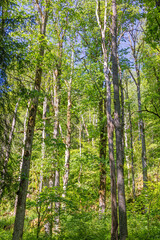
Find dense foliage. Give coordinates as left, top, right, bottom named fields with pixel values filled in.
left=0, top=0, right=160, bottom=239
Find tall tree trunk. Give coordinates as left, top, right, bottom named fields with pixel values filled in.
left=63, top=51, right=73, bottom=202
left=40, top=95, right=47, bottom=193
left=119, top=66, right=125, bottom=166
left=124, top=116, right=130, bottom=186
left=128, top=40, right=148, bottom=189
left=105, top=66, right=118, bottom=240
left=125, top=80, right=135, bottom=198
left=14, top=100, right=31, bottom=215
left=96, top=0, right=118, bottom=237
left=53, top=68, right=61, bottom=234
left=0, top=100, right=19, bottom=201
left=129, top=106, right=135, bottom=198
left=135, top=59, right=147, bottom=188
left=99, top=95, right=107, bottom=215
left=12, top=3, right=48, bottom=239
left=111, top=1, right=127, bottom=239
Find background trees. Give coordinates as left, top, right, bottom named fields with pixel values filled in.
left=0, top=0, right=160, bottom=240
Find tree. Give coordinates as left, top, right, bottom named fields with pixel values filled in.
left=12, top=1, right=49, bottom=239
left=111, top=0, right=127, bottom=239
left=96, top=0, right=118, bottom=238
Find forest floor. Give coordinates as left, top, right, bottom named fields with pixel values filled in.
left=0, top=205, right=160, bottom=240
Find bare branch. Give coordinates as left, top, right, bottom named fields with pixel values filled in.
left=96, top=0, right=102, bottom=31
left=128, top=69, right=137, bottom=86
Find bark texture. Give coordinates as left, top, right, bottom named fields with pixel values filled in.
left=111, top=0, right=127, bottom=239
left=12, top=3, right=48, bottom=239
left=96, top=0, right=118, bottom=237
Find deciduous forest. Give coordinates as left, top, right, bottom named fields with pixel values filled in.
left=0, top=0, right=160, bottom=239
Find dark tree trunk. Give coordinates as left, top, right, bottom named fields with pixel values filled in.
left=12, top=4, right=48, bottom=239
left=96, top=0, right=118, bottom=237
left=99, top=95, right=107, bottom=215
left=105, top=66, right=118, bottom=239
left=111, top=1, right=127, bottom=239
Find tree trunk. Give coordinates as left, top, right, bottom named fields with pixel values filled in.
left=12, top=4, right=48, bottom=239
left=128, top=31, right=148, bottom=189
left=136, top=81, right=147, bottom=188
left=111, top=0, right=128, bottom=239
left=125, top=80, right=135, bottom=198
left=40, top=95, right=47, bottom=193
left=99, top=95, right=107, bottom=215
left=63, top=51, right=73, bottom=202
left=14, top=100, right=30, bottom=215
left=105, top=63, right=118, bottom=240
left=96, top=0, right=118, bottom=237
left=53, top=68, right=61, bottom=234
left=0, top=100, right=19, bottom=201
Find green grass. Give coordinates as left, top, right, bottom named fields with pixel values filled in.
left=0, top=209, right=160, bottom=239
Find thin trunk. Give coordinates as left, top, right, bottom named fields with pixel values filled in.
left=111, top=0, right=127, bottom=239
left=128, top=32, right=147, bottom=189
left=124, top=116, right=130, bottom=186
left=0, top=100, right=19, bottom=201
left=119, top=67, right=125, bottom=166
left=78, top=121, right=82, bottom=184
left=63, top=51, right=73, bottom=201
left=14, top=100, right=30, bottom=215
left=40, top=95, right=47, bottom=193
left=12, top=4, right=48, bottom=239
left=99, top=96, right=107, bottom=215
left=82, top=116, right=90, bottom=142
left=129, top=106, right=135, bottom=198
left=136, top=82, right=147, bottom=188
left=53, top=69, right=61, bottom=234
left=125, top=80, right=135, bottom=198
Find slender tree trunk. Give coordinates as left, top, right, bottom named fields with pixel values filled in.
left=40, top=95, right=47, bottom=193
left=78, top=121, right=82, bottom=184
left=12, top=4, right=48, bottom=239
left=0, top=100, right=19, bottom=201
left=63, top=51, right=73, bottom=202
left=99, top=95, right=107, bottom=215
left=111, top=1, right=127, bottom=239
left=136, top=81, right=147, bottom=188
left=119, top=67, right=125, bottom=166
left=128, top=32, right=147, bottom=189
left=125, top=80, right=135, bottom=198
left=14, top=100, right=31, bottom=215
left=53, top=69, right=61, bottom=234
left=135, top=57, right=147, bottom=188
left=124, top=116, right=130, bottom=186
left=129, top=106, right=135, bottom=198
